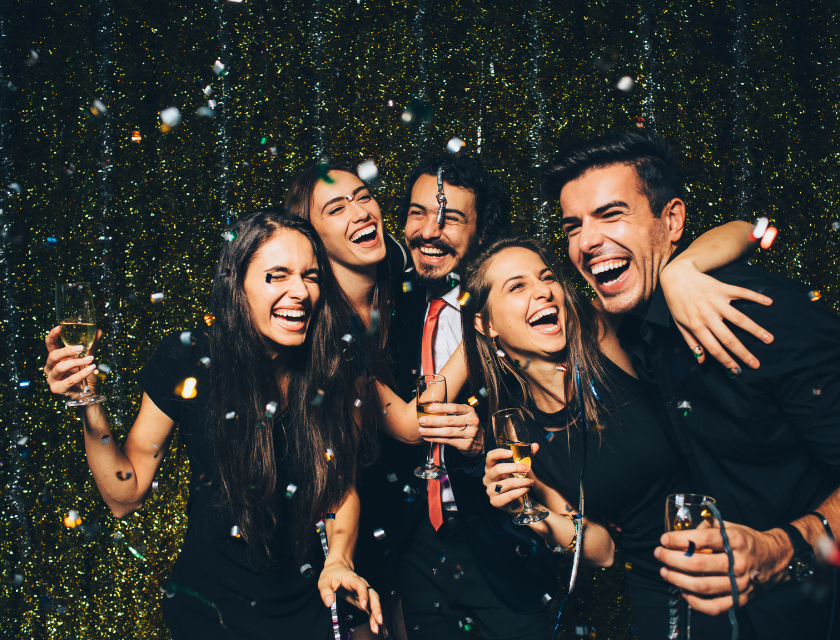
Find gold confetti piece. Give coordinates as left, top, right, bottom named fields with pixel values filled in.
left=203, top=313, right=216, bottom=326
left=175, top=377, right=197, bottom=399
left=467, top=396, right=478, bottom=406
left=457, top=292, right=471, bottom=306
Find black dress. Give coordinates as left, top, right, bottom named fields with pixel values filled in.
left=137, top=329, right=332, bottom=640
left=524, top=356, right=731, bottom=640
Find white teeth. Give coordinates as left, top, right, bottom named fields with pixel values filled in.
left=274, top=309, right=305, bottom=319
left=528, top=307, right=558, bottom=325
left=590, top=259, right=628, bottom=275
left=350, top=224, right=376, bottom=242
left=420, top=246, right=444, bottom=255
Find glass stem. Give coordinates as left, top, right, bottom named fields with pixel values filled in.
left=77, top=354, right=92, bottom=398
left=425, top=442, right=435, bottom=468
left=521, top=490, right=536, bottom=513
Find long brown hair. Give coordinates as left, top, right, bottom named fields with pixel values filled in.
left=208, top=210, right=372, bottom=562
left=284, top=160, right=396, bottom=383
left=461, top=236, right=609, bottom=428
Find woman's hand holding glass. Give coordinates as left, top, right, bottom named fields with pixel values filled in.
left=44, top=324, right=103, bottom=401
left=418, top=402, right=485, bottom=457
left=483, top=444, right=539, bottom=515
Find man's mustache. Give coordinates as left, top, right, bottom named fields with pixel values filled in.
left=408, top=236, right=456, bottom=256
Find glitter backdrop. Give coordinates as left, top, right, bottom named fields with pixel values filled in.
left=1, top=1, right=839, bottom=638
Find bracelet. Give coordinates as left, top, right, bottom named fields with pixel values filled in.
left=809, top=511, right=834, bottom=540
left=550, top=513, right=580, bottom=555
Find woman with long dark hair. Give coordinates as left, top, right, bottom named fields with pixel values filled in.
left=44, top=211, right=383, bottom=639
left=466, top=236, right=734, bottom=639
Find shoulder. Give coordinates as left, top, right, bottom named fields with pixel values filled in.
left=710, top=262, right=811, bottom=298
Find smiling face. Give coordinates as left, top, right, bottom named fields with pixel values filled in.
left=242, top=229, right=321, bottom=354
left=478, top=247, right=568, bottom=363
left=403, top=173, right=480, bottom=291
left=308, top=170, right=386, bottom=270
left=560, top=164, right=684, bottom=316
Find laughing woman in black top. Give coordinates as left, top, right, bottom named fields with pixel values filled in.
left=44, top=211, right=383, bottom=639
left=463, top=237, right=730, bottom=640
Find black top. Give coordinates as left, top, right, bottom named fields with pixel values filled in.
left=524, top=356, right=694, bottom=592
left=137, top=328, right=331, bottom=639
left=617, top=249, right=840, bottom=639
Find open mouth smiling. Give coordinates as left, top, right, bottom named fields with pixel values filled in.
left=272, top=307, right=307, bottom=331
left=349, top=223, right=377, bottom=244
left=590, top=258, right=629, bottom=286
left=527, top=306, right=559, bottom=333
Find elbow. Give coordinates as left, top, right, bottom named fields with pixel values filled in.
left=109, top=502, right=142, bottom=519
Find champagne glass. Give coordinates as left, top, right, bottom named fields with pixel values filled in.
left=414, top=374, right=447, bottom=479
left=56, top=282, right=106, bottom=407
left=492, top=408, right=549, bottom=525
left=665, top=494, right=716, bottom=640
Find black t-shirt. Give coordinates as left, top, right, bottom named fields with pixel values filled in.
left=137, top=328, right=331, bottom=639
left=524, top=356, right=694, bottom=591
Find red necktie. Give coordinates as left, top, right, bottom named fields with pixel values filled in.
left=423, top=298, right=447, bottom=531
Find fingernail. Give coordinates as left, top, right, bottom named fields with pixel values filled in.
left=361, top=600, right=367, bottom=610
left=762, top=333, right=771, bottom=342
left=325, top=596, right=333, bottom=606
left=73, top=345, right=85, bottom=352
left=86, top=365, right=96, bottom=372
left=419, top=418, right=426, bottom=425
left=749, top=359, right=758, bottom=368
left=378, top=615, right=384, bottom=624
left=727, top=366, right=741, bottom=378
left=418, top=428, right=426, bottom=434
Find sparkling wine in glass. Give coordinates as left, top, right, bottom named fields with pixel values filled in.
left=56, top=282, right=106, bottom=407
left=664, top=494, right=717, bottom=640
left=414, top=374, right=447, bottom=480
left=492, top=408, right=548, bottom=526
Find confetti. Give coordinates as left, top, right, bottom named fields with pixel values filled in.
left=402, top=281, right=413, bottom=293
left=285, top=483, right=297, bottom=498
left=760, top=226, right=778, bottom=249
left=433, top=601, right=440, bottom=609
left=89, top=99, right=107, bottom=118
left=25, top=49, right=38, bottom=65
left=151, top=481, right=159, bottom=492
left=324, top=448, right=335, bottom=461
left=575, top=624, right=596, bottom=638
left=62, top=164, right=75, bottom=176
left=64, top=510, right=82, bottom=528
left=496, top=349, right=506, bottom=358
left=198, top=356, right=211, bottom=368
left=446, top=137, right=464, bottom=153
left=366, top=310, right=380, bottom=336
left=309, top=389, right=325, bottom=406
left=203, top=313, right=216, bottom=326
left=213, top=60, right=225, bottom=75
left=19, top=380, right=29, bottom=388
left=180, top=331, right=193, bottom=345
left=459, top=618, right=474, bottom=631
left=386, top=473, right=398, bottom=483
left=833, top=221, right=840, bottom=232
left=373, top=528, right=386, bottom=540
left=341, top=333, right=354, bottom=344
left=96, top=364, right=111, bottom=374
left=221, top=229, right=238, bottom=241
left=813, top=387, right=822, bottom=396
left=151, top=292, right=164, bottom=303
left=353, top=398, right=362, bottom=408
left=152, top=444, right=160, bottom=458
left=230, top=526, right=241, bottom=538
left=751, top=216, right=769, bottom=241
left=101, top=436, right=110, bottom=445
left=265, top=401, right=278, bottom=418
left=116, top=470, right=133, bottom=480
left=128, top=546, right=145, bottom=560
left=357, top=159, right=379, bottom=182
left=176, top=377, right=198, bottom=399
left=299, top=563, right=314, bottom=578
left=17, top=436, right=28, bottom=446
left=203, top=85, right=213, bottom=96
left=400, top=98, right=433, bottom=126
left=196, top=106, right=215, bottom=118
left=131, top=130, right=142, bottom=143
left=325, top=513, right=335, bottom=520
left=467, top=396, right=478, bottom=406
left=542, top=593, right=553, bottom=605
left=810, top=290, right=822, bottom=301
left=316, top=158, right=335, bottom=183
left=677, top=400, right=691, bottom=416
left=457, top=292, right=471, bottom=306
left=615, top=75, right=635, bottom=94
left=403, top=485, right=416, bottom=502
left=478, top=387, right=488, bottom=397
left=11, top=574, right=22, bottom=587
left=225, top=411, right=237, bottom=420
left=625, top=561, right=633, bottom=570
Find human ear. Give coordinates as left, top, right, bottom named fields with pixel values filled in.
left=662, top=198, right=685, bottom=244
left=474, top=313, right=498, bottom=338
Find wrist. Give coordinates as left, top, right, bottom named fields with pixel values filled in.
left=324, top=554, right=354, bottom=571
left=764, top=527, right=796, bottom=582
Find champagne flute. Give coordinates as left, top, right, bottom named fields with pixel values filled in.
left=56, top=282, right=106, bottom=407
left=665, top=494, right=716, bottom=640
left=414, top=374, right=447, bottom=479
left=492, top=408, right=549, bottom=525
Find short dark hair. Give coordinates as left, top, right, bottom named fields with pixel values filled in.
left=396, top=154, right=512, bottom=241
left=543, top=131, right=685, bottom=217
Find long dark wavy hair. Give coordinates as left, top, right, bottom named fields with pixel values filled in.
left=207, top=209, right=372, bottom=561
left=284, top=159, right=396, bottom=387
left=461, top=236, right=610, bottom=429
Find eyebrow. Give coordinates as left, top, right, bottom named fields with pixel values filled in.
left=561, top=200, right=630, bottom=225
left=320, top=185, right=369, bottom=214
left=408, top=202, right=468, bottom=220
left=501, top=267, right=552, bottom=290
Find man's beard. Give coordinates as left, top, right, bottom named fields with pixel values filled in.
left=410, top=233, right=481, bottom=291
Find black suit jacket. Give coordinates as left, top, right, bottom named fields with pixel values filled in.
left=384, top=270, right=558, bottom=616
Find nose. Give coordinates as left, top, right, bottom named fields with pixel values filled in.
left=533, top=277, right=553, bottom=301
left=578, top=217, right=604, bottom=256
left=349, top=199, right=373, bottom=224
left=419, top=212, right=442, bottom=240
left=285, top=275, right=310, bottom=302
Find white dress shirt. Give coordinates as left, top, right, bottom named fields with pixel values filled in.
left=421, top=285, right=464, bottom=506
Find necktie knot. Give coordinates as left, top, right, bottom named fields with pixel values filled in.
left=427, top=297, right=447, bottom=318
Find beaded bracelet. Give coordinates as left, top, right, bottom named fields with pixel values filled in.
left=551, top=513, right=581, bottom=555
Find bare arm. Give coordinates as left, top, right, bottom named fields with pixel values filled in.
left=483, top=446, right=614, bottom=568
left=661, top=221, right=774, bottom=372
left=44, top=326, right=176, bottom=518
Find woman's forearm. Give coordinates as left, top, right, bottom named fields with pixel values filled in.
left=324, top=485, right=360, bottom=570
left=673, top=220, right=756, bottom=273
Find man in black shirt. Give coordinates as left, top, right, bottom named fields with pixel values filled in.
left=545, top=131, right=839, bottom=639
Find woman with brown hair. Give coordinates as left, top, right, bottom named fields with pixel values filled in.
left=466, top=236, right=737, bottom=639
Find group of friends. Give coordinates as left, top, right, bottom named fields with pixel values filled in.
left=44, top=131, right=840, bottom=640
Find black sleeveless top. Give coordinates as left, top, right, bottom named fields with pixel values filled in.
left=524, top=356, right=694, bottom=591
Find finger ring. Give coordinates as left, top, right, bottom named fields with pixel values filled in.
left=495, top=484, right=502, bottom=493
left=692, top=345, right=703, bottom=358
left=366, top=586, right=372, bottom=590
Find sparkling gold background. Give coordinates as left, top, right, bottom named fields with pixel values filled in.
left=1, top=0, right=838, bottom=638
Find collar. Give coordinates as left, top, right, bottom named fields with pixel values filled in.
left=426, top=284, right=461, bottom=310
